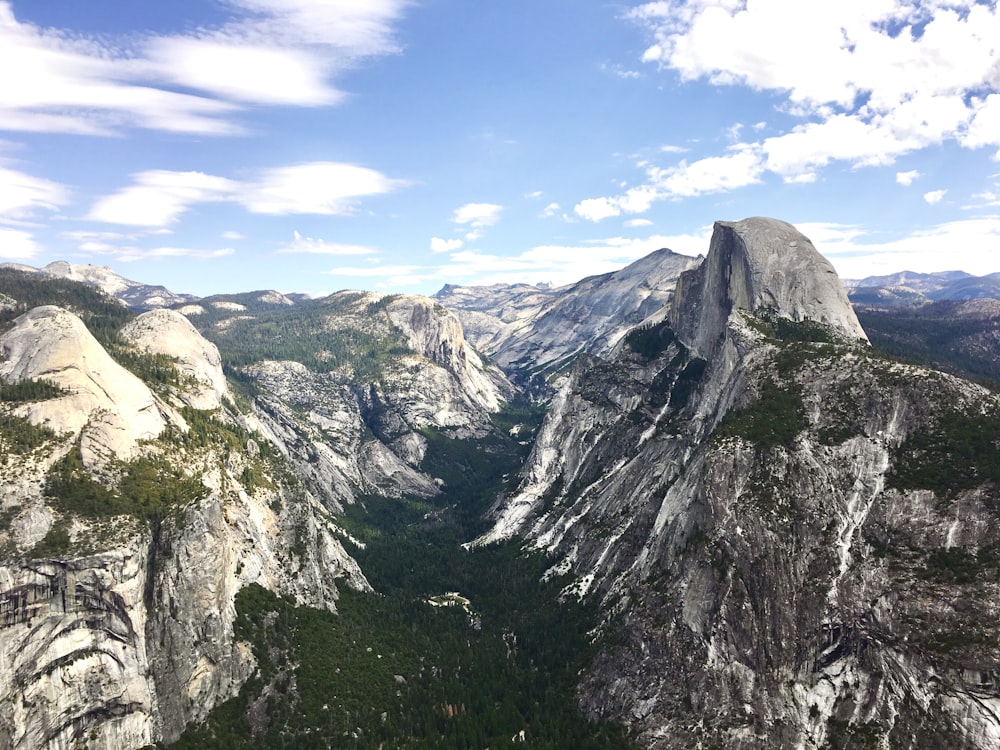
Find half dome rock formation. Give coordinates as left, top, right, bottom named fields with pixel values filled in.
left=670, top=217, right=868, bottom=360
left=121, top=309, right=230, bottom=410
left=0, top=305, right=167, bottom=465
left=479, top=218, right=1000, bottom=748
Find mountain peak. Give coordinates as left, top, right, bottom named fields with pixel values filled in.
left=670, top=217, right=868, bottom=358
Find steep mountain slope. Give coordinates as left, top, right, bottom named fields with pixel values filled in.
left=857, top=298, right=1000, bottom=387
left=0, top=282, right=367, bottom=748
left=435, top=248, right=701, bottom=382
left=183, top=290, right=518, bottom=511
left=482, top=217, right=1000, bottom=748
left=0, top=261, right=197, bottom=309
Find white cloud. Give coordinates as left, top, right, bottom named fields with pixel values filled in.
left=0, top=0, right=407, bottom=136
left=924, top=189, right=947, bottom=204
left=540, top=202, right=561, bottom=218
left=242, top=163, right=404, bottom=216
left=277, top=231, right=378, bottom=255
left=65, top=239, right=235, bottom=262
left=430, top=237, right=463, bottom=253
left=88, top=171, right=238, bottom=226
left=575, top=197, right=622, bottom=222
left=817, top=217, right=1000, bottom=279
left=0, top=227, right=42, bottom=259
left=617, top=1, right=1000, bottom=198
left=576, top=147, right=763, bottom=221
left=323, top=264, right=420, bottom=278
left=452, top=202, right=503, bottom=228
left=88, top=162, right=403, bottom=226
left=0, top=165, right=68, bottom=222
left=896, top=170, right=920, bottom=186
left=625, top=218, right=654, bottom=227
left=320, top=229, right=710, bottom=291
left=221, top=230, right=246, bottom=240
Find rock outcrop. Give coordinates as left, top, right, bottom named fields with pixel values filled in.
left=0, top=303, right=368, bottom=749
left=436, top=248, right=701, bottom=381
left=481, top=217, right=1000, bottom=748
left=0, top=306, right=169, bottom=466
left=121, top=309, right=230, bottom=410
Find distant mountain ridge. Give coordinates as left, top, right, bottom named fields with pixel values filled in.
left=0, top=261, right=198, bottom=310
left=845, top=269, right=1000, bottom=307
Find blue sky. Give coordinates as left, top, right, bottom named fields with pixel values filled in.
left=1, top=0, right=999, bottom=298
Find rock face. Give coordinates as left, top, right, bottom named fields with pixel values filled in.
left=178, top=291, right=518, bottom=513
left=0, top=303, right=368, bottom=749
left=670, top=218, right=868, bottom=360
left=121, top=309, right=230, bottom=410
left=436, top=248, right=701, bottom=381
left=481, top=217, right=1000, bottom=748
left=0, top=306, right=169, bottom=466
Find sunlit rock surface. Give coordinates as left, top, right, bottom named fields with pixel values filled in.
left=481, top=217, right=1000, bottom=748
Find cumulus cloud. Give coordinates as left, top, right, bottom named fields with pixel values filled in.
left=896, top=170, right=920, bottom=186
left=592, top=2, right=1000, bottom=217
left=430, top=237, right=463, bottom=253
left=88, top=162, right=403, bottom=226
left=0, top=0, right=408, bottom=136
left=923, top=189, right=947, bottom=204
left=452, top=202, right=503, bottom=228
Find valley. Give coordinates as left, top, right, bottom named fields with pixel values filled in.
left=2, top=217, right=1000, bottom=749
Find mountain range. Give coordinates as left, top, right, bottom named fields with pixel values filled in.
left=2, top=218, right=1000, bottom=749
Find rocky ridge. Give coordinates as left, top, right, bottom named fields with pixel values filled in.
left=481, top=217, right=1000, bottom=748
left=0, top=304, right=367, bottom=749
left=435, top=248, right=701, bottom=382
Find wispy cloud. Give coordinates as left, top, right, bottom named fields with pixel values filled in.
left=816, top=217, right=1000, bottom=279
left=276, top=231, right=379, bottom=255
left=88, top=162, right=405, bottom=226
left=322, top=230, right=709, bottom=289
left=0, top=0, right=409, bottom=136
left=0, top=165, right=69, bottom=223
left=0, top=227, right=42, bottom=259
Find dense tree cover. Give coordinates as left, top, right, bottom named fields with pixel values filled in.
left=0, top=412, right=58, bottom=457
left=624, top=319, right=676, bottom=360
left=858, top=307, right=1000, bottom=389
left=0, top=377, right=68, bottom=402
left=44, top=446, right=207, bottom=521
left=716, top=378, right=807, bottom=451
left=166, top=403, right=636, bottom=749
left=888, top=405, right=1000, bottom=497
left=187, top=295, right=413, bottom=381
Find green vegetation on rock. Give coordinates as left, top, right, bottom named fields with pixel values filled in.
left=716, top=378, right=807, bottom=451
left=888, top=405, right=1000, bottom=496
left=44, top=446, right=208, bottom=521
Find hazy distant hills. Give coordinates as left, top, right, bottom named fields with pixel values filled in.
left=845, top=269, right=1000, bottom=307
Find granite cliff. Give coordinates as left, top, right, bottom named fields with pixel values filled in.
left=481, top=218, right=1000, bottom=748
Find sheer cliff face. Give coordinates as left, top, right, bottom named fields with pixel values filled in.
left=437, top=249, right=701, bottom=379
left=0, top=307, right=367, bottom=749
left=670, top=218, right=868, bottom=360
left=483, top=217, right=1000, bottom=749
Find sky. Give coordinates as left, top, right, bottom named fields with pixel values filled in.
left=1, top=0, right=999, bottom=298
